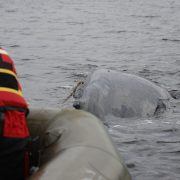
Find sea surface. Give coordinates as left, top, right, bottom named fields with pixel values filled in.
left=1, top=0, right=180, bottom=179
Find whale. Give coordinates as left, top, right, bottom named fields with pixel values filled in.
left=73, top=69, right=171, bottom=120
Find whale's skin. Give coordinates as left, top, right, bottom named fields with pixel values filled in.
left=73, top=69, right=171, bottom=120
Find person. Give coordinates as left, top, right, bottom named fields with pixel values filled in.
left=0, top=48, right=30, bottom=180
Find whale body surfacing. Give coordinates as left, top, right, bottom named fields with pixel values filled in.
left=73, top=69, right=170, bottom=120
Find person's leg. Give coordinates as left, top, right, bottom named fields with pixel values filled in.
left=0, top=137, right=29, bottom=180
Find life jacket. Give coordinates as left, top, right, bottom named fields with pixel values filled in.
left=0, top=48, right=29, bottom=138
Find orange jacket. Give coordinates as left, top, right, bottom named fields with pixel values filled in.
left=0, top=48, right=28, bottom=109
left=0, top=48, right=29, bottom=138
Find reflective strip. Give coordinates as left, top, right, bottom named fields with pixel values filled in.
left=0, top=87, right=23, bottom=96
left=0, top=49, right=8, bottom=55
left=0, top=68, right=17, bottom=78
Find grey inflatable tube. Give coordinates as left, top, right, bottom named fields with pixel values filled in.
left=27, top=108, right=131, bottom=180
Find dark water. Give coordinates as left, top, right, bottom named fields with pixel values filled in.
left=1, top=0, right=180, bottom=179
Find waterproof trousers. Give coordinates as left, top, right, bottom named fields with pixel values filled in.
left=0, top=137, right=29, bottom=180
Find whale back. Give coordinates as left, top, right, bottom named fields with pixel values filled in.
left=73, top=69, right=170, bottom=119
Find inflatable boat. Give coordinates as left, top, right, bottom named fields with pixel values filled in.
left=27, top=108, right=131, bottom=180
